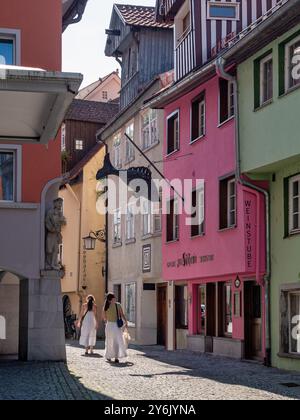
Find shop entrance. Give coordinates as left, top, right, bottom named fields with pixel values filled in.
left=244, top=282, right=263, bottom=361
left=157, top=284, right=167, bottom=346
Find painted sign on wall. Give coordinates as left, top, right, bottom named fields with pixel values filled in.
left=244, top=192, right=256, bottom=272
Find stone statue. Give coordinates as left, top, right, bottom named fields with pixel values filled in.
left=45, top=198, right=66, bottom=271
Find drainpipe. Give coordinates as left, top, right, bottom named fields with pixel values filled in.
left=216, top=57, right=271, bottom=367
left=65, top=183, right=83, bottom=307
left=95, top=134, right=109, bottom=294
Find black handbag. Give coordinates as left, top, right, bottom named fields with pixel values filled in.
left=116, top=304, right=124, bottom=328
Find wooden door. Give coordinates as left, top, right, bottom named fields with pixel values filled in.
left=244, top=282, right=263, bottom=360
left=157, top=285, right=167, bottom=346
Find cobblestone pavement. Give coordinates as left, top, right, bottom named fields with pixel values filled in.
left=1, top=342, right=300, bottom=400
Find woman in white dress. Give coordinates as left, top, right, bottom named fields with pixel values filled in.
left=102, top=293, right=128, bottom=364
left=78, top=295, right=98, bottom=355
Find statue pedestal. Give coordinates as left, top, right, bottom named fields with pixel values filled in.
left=19, top=272, right=66, bottom=362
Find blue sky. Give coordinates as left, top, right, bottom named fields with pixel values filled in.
left=62, top=0, right=155, bottom=88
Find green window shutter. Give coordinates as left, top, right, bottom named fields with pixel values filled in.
left=283, top=177, right=289, bottom=238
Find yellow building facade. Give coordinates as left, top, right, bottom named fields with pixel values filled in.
left=60, top=144, right=106, bottom=336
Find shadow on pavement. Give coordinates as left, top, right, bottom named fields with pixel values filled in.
left=129, top=345, right=300, bottom=400
left=0, top=360, right=112, bottom=400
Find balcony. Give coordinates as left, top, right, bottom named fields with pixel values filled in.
left=175, top=30, right=195, bottom=81
left=156, top=0, right=185, bottom=22
left=120, top=71, right=140, bottom=110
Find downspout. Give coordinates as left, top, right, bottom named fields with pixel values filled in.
left=216, top=57, right=271, bottom=367
left=65, top=183, right=83, bottom=307
left=96, top=134, right=109, bottom=294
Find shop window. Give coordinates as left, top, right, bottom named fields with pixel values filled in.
left=220, top=283, right=233, bottom=337
left=220, top=177, right=236, bottom=230
left=191, top=93, right=206, bottom=143
left=167, top=111, right=180, bottom=155
left=219, top=79, right=235, bottom=124
left=197, top=285, right=206, bottom=335
left=125, top=283, right=136, bottom=326
left=280, top=288, right=300, bottom=356
left=175, top=285, right=188, bottom=329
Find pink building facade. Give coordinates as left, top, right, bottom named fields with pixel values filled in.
left=160, top=75, right=267, bottom=360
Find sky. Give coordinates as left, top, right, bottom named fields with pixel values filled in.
left=62, top=0, right=156, bottom=88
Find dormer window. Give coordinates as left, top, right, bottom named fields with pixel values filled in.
left=207, top=2, right=240, bottom=21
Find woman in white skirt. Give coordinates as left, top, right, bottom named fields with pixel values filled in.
left=78, top=295, right=98, bottom=355
left=102, top=293, right=128, bottom=364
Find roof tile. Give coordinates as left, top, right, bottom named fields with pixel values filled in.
left=115, top=4, right=173, bottom=29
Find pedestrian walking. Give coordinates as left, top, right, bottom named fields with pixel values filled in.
left=102, top=293, right=128, bottom=364
left=78, top=295, right=98, bottom=355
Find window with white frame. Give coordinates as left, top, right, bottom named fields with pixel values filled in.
left=125, top=283, right=136, bottom=325
left=142, top=199, right=152, bottom=236
left=191, top=185, right=205, bottom=237
left=227, top=178, right=236, bottom=228
left=113, top=133, right=122, bottom=169
left=142, top=109, right=158, bottom=150
left=280, top=288, right=300, bottom=356
left=167, top=111, right=180, bottom=155
left=0, top=150, right=15, bottom=202
left=285, top=35, right=300, bottom=92
left=207, top=2, right=240, bottom=21
left=167, top=198, right=179, bottom=242
left=260, top=54, right=273, bottom=105
left=0, top=37, right=15, bottom=65
left=289, top=175, right=300, bottom=234
left=289, top=292, right=300, bottom=355
left=75, top=139, right=84, bottom=151
left=113, top=209, right=122, bottom=244
left=220, top=177, right=236, bottom=230
left=102, top=91, right=108, bottom=100
left=126, top=204, right=135, bottom=241
left=191, top=93, right=205, bottom=142
left=219, top=79, right=235, bottom=124
left=125, top=122, right=135, bottom=162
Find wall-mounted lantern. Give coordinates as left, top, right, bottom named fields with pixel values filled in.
left=83, top=229, right=106, bottom=251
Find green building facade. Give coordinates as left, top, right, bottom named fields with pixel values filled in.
left=238, top=23, right=300, bottom=371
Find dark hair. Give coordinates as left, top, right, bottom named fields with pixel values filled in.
left=104, top=293, right=115, bottom=312
left=87, top=295, right=95, bottom=312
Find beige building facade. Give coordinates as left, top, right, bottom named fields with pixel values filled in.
left=60, top=145, right=106, bottom=336
left=98, top=80, right=167, bottom=345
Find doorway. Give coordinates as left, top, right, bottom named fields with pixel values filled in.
left=157, top=284, right=167, bottom=346
left=0, top=272, right=20, bottom=360
left=244, top=282, right=263, bottom=361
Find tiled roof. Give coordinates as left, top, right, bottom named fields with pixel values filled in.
left=65, top=99, right=119, bottom=124
left=114, top=4, right=173, bottom=29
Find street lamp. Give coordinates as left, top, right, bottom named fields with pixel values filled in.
left=83, top=229, right=106, bottom=251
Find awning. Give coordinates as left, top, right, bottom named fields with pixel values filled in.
left=0, top=66, right=83, bottom=144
